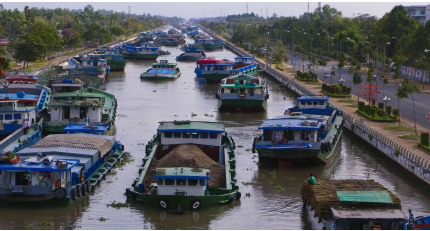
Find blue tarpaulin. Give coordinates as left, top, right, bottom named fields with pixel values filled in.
left=147, top=70, right=175, bottom=74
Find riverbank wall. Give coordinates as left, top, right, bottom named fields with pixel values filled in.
left=199, top=25, right=430, bottom=186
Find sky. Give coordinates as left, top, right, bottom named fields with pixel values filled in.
left=0, top=1, right=428, bottom=20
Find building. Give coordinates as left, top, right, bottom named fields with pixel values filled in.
left=404, top=4, right=430, bottom=25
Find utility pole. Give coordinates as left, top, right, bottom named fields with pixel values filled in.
left=128, top=6, right=130, bottom=33
left=261, top=8, right=262, bottom=18
left=247, top=3, right=248, bottom=14
left=318, top=2, right=321, bottom=12
left=266, top=9, right=268, bottom=19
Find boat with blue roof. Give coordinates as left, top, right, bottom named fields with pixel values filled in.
left=0, top=73, right=51, bottom=137
left=195, top=57, right=258, bottom=83
left=140, top=60, right=181, bottom=80
left=253, top=95, right=343, bottom=164
left=0, top=128, right=125, bottom=204
left=68, top=54, right=110, bottom=79
left=176, top=48, right=206, bottom=62
left=126, top=120, right=240, bottom=211
left=93, top=49, right=127, bottom=71
left=404, top=214, right=430, bottom=230
left=117, top=44, right=160, bottom=60
left=187, top=26, right=199, bottom=32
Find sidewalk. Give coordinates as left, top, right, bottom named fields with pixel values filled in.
left=230, top=41, right=430, bottom=163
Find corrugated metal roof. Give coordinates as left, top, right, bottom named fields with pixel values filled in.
left=331, top=208, right=407, bottom=220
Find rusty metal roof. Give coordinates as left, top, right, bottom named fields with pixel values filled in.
left=331, top=208, right=407, bottom=220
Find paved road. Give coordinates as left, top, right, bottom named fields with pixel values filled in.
left=286, top=50, right=430, bottom=130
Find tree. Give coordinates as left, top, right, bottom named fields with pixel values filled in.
left=272, top=40, right=288, bottom=68
left=32, top=23, right=63, bottom=59
left=396, top=78, right=421, bottom=134
left=12, top=34, right=46, bottom=68
left=366, top=62, right=375, bottom=83
left=318, top=57, right=328, bottom=82
left=338, top=51, right=346, bottom=81
left=330, top=65, right=336, bottom=84
left=353, top=72, right=363, bottom=102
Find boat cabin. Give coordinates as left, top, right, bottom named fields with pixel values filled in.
left=4, top=75, right=38, bottom=89
left=156, top=120, right=225, bottom=161
left=151, top=60, right=177, bottom=69
left=219, top=75, right=265, bottom=94
left=234, top=57, right=254, bottom=66
left=152, top=167, right=210, bottom=196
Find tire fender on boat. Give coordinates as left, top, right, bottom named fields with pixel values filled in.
left=81, top=183, right=87, bottom=196
left=236, top=191, right=241, bottom=200
left=85, top=181, right=90, bottom=193
left=191, top=201, right=201, bottom=210
left=55, top=188, right=67, bottom=200
left=252, top=137, right=257, bottom=153
left=71, top=188, right=77, bottom=200
left=76, top=184, right=81, bottom=197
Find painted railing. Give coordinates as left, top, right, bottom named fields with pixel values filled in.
left=0, top=126, right=24, bottom=152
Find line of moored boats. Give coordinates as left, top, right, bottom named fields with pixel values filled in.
left=0, top=23, right=427, bottom=230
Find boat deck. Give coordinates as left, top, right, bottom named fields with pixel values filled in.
left=3, top=126, right=38, bottom=153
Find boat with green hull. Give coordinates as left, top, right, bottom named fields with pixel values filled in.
left=140, top=60, right=181, bottom=80
left=253, top=95, right=343, bottom=164
left=45, top=88, right=117, bottom=134
left=94, top=50, right=127, bottom=71
left=216, top=74, right=269, bottom=111
left=195, top=39, right=224, bottom=50
left=126, top=120, right=240, bottom=211
left=118, top=45, right=160, bottom=60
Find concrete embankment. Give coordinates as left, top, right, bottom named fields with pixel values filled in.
left=198, top=25, right=430, bottom=187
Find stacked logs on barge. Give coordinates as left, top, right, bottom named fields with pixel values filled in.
left=300, top=179, right=402, bottom=220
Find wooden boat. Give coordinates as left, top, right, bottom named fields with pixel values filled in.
left=140, top=60, right=181, bottom=80
left=253, top=95, right=343, bottom=164
left=301, top=179, right=406, bottom=230
left=126, top=120, right=240, bottom=211
left=195, top=57, right=258, bottom=83
left=216, top=74, right=269, bottom=111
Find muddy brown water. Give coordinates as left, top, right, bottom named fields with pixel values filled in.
left=1, top=30, right=430, bottom=230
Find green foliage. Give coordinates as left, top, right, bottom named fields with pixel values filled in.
left=378, top=102, right=384, bottom=109
left=418, top=142, right=430, bottom=154
left=421, top=133, right=430, bottom=146
left=358, top=101, right=365, bottom=111
left=394, top=149, right=400, bottom=157
left=393, top=109, right=399, bottom=117
left=370, top=108, right=376, bottom=118
left=383, top=126, right=413, bottom=131
left=106, top=200, right=129, bottom=209
left=386, top=106, right=392, bottom=115
left=364, top=105, right=371, bottom=115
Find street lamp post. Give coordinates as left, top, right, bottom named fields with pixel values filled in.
left=383, top=96, right=390, bottom=119
left=266, top=32, right=269, bottom=68
left=391, top=37, right=403, bottom=80
left=370, top=34, right=379, bottom=75
left=424, top=49, right=430, bottom=89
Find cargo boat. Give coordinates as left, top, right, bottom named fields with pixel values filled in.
left=253, top=95, right=343, bottom=164
left=216, top=74, right=268, bottom=111
left=301, top=179, right=406, bottom=230
left=45, top=88, right=117, bottom=134
left=195, top=39, right=224, bottom=50
left=195, top=57, right=258, bottom=83
left=0, top=131, right=125, bottom=204
left=126, top=120, right=240, bottom=211
left=140, top=60, right=181, bottom=80
left=176, top=48, right=206, bottom=62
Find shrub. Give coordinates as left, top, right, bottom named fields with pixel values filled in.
left=303, top=72, right=310, bottom=79
left=370, top=108, right=376, bottom=118
left=330, top=86, right=336, bottom=94
left=342, top=86, right=347, bottom=93
left=421, top=133, right=429, bottom=146
left=386, top=106, right=392, bottom=115
left=364, top=105, right=371, bottom=115
left=393, top=109, right=399, bottom=118
left=378, top=102, right=384, bottom=109
left=377, top=109, right=383, bottom=116
left=322, top=84, right=327, bottom=91
left=358, top=102, right=365, bottom=111
left=346, top=87, right=351, bottom=95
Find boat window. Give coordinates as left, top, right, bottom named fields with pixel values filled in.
left=0, top=115, right=3, bottom=120
left=209, top=133, right=217, bottom=139
left=200, top=132, right=209, bottom=139
left=301, top=101, right=306, bottom=105
left=157, top=178, right=163, bottom=185
left=176, top=179, right=186, bottom=186
left=306, top=101, right=312, bottom=105
left=14, top=114, right=21, bottom=119
left=199, top=179, right=206, bottom=186
left=313, top=101, right=318, bottom=105
left=165, top=179, right=174, bottom=185
left=173, top=132, right=181, bottom=138
left=4, top=114, right=12, bottom=120
left=319, top=101, right=325, bottom=105
left=164, top=132, right=172, bottom=138
left=182, top=132, right=191, bottom=138
left=188, top=179, right=198, bottom=186
left=191, top=133, right=199, bottom=138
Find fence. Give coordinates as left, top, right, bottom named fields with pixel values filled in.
left=0, top=127, right=24, bottom=152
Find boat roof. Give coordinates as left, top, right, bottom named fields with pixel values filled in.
left=225, top=74, right=259, bottom=80
left=258, top=118, right=322, bottom=130
left=331, top=208, right=407, bottom=220
left=235, top=56, right=254, bottom=60
left=297, top=95, right=330, bottom=102
left=0, top=93, right=39, bottom=102
left=158, top=121, right=225, bottom=133
left=64, top=124, right=110, bottom=133
left=5, top=76, right=39, bottom=81
left=151, top=62, right=177, bottom=66
left=152, top=167, right=211, bottom=179
left=196, top=60, right=221, bottom=64
left=0, top=159, right=79, bottom=172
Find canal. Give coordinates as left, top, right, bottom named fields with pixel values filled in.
left=1, top=28, right=430, bottom=230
